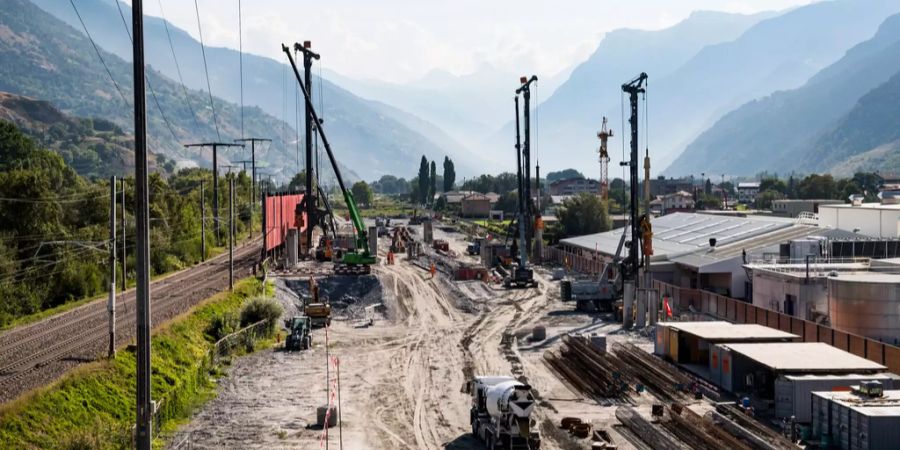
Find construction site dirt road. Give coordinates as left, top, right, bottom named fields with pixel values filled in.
left=169, top=225, right=650, bottom=450
left=0, top=242, right=260, bottom=403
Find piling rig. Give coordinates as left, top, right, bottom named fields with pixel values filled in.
left=504, top=77, right=538, bottom=289
left=620, top=73, right=651, bottom=300
left=283, top=44, right=375, bottom=274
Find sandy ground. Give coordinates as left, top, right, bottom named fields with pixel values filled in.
left=169, top=223, right=654, bottom=450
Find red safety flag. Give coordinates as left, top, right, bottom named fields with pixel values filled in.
left=663, top=296, right=673, bottom=318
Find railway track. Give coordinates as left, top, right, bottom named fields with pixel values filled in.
left=0, top=243, right=260, bottom=403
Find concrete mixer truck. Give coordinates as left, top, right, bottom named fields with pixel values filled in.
left=465, top=376, right=541, bottom=450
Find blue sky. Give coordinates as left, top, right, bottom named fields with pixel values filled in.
left=126, top=0, right=816, bottom=83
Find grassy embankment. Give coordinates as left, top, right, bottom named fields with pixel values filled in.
left=0, top=277, right=276, bottom=449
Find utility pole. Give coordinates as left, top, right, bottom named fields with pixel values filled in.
left=108, top=176, right=116, bottom=359
left=230, top=176, right=235, bottom=291
left=120, top=178, right=126, bottom=291
left=185, top=142, right=244, bottom=245
left=200, top=179, right=206, bottom=261
left=234, top=137, right=270, bottom=218
left=516, top=75, right=538, bottom=253
left=132, top=1, right=153, bottom=447
left=294, top=41, right=320, bottom=256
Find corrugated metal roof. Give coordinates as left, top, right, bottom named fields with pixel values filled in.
left=660, top=321, right=797, bottom=340
left=721, top=342, right=886, bottom=372
left=559, top=212, right=803, bottom=268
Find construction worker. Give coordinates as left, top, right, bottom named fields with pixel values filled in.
left=430, top=262, right=436, bottom=278
left=387, top=250, right=395, bottom=265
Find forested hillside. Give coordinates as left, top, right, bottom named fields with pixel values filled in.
left=0, top=122, right=252, bottom=327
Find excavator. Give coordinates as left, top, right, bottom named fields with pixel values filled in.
left=284, top=44, right=376, bottom=275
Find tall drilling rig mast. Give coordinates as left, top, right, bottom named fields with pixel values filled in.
left=597, top=117, right=613, bottom=201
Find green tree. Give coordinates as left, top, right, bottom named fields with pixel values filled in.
left=351, top=181, right=374, bottom=208
left=697, top=193, right=722, bottom=210
left=496, top=191, right=519, bottom=214
left=443, top=156, right=456, bottom=192
left=408, top=176, right=421, bottom=204
left=798, top=174, right=837, bottom=199
left=557, top=193, right=610, bottom=238
left=755, top=189, right=784, bottom=209
left=417, top=156, right=429, bottom=204
left=760, top=177, right=787, bottom=194
left=546, top=169, right=585, bottom=183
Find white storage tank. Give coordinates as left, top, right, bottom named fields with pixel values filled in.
left=828, top=274, right=900, bottom=344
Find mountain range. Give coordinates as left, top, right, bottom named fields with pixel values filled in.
left=669, top=11, right=900, bottom=176
left=515, top=0, right=900, bottom=177
left=30, top=0, right=486, bottom=180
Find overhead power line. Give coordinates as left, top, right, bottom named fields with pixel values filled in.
left=113, top=0, right=180, bottom=143
left=157, top=0, right=204, bottom=133
left=238, top=0, right=244, bottom=140
left=68, top=0, right=128, bottom=106
left=193, top=0, right=222, bottom=141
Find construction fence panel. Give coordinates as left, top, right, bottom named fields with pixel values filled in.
left=766, top=310, right=778, bottom=329
left=791, top=318, right=805, bottom=338
left=849, top=334, right=867, bottom=358
left=833, top=330, right=850, bottom=351
left=736, top=301, right=746, bottom=324
left=868, top=341, right=885, bottom=365
left=778, top=313, right=793, bottom=333
left=817, top=325, right=833, bottom=345
left=756, top=306, right=768, bottom=326
left=885, top=346, right=900, bottom=374
left=804, top=322, right=818, bottom=343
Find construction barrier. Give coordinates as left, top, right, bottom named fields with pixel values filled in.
left=264, top=193, right=305, bottom=251
left=651, top=279, right=900, bottom=375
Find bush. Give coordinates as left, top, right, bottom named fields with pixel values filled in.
left=239, top=296, right=283, bottom=336
left=205, top=311, right=239, bottom=341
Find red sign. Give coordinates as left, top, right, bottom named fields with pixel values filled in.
left=264, top=194, right=306, bottom=251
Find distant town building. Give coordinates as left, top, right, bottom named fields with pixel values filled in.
left=460, top=193, right=493, bottom=218
left=737, top=182, right=760, bottom=203
left=772, top=199, right=844, bottom=218
left=442, top=190, right=499, bottom=205
left=649, top=190, right=695, bottom=215
left=549, top=178, right=600, bottom=196
left=643, top=176, right=696, bottom=197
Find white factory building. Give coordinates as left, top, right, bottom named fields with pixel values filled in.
left=558, top=212, right=851, bottom=299
left=818, top=202, right=900, bottom=238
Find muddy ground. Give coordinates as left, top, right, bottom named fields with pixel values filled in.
left=169, top=223, right=653, bottom=450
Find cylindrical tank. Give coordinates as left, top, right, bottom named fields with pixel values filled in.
left=485, top=380, right=534, bottom=419
left=828, top=274, right=900, bottom=344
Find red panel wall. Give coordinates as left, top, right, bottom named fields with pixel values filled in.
left=264, top=194, right=305, bottom=251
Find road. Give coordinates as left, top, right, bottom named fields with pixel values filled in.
left=0, top=242, right=261, bottom=403
left=169, top=224, right=577, bottom=449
